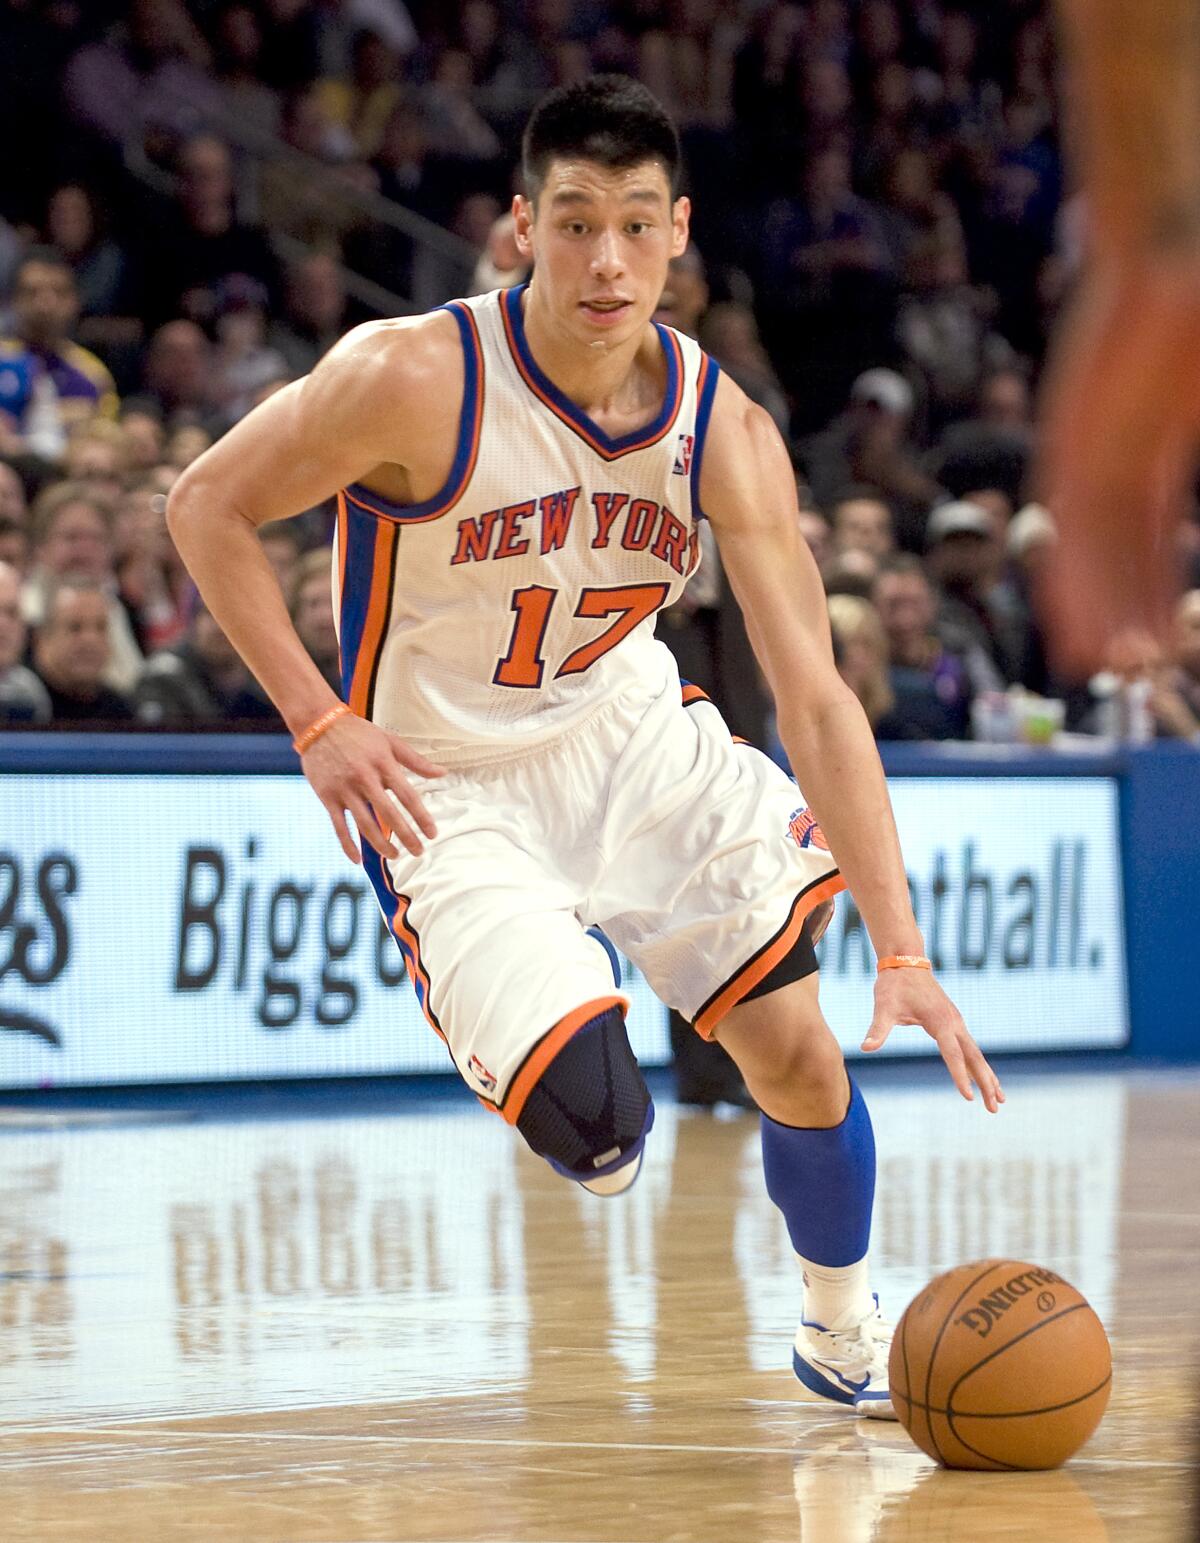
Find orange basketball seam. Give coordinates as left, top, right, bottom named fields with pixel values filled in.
left=943, top=1300, right=1106, bottom=1468
left=900, top=1371, right=1112, bottom=1420
left=922, top=1260, right=1002, bottom=1469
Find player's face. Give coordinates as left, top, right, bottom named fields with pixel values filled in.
left=515, top=159, right=689, bottom=348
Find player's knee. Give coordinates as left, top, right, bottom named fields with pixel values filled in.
left=515, top=1005, right=653, bottom=1195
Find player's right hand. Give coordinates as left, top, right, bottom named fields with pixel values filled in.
left=299, top=713, right=446, bottom=864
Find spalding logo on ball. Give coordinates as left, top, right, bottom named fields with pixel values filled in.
left=889, top=1258, right=1112, bottom=1470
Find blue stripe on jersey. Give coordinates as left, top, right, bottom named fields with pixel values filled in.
left=344, top=301, right=483, bottom=521
left=501, top=283, right=683, bottom=457
left=690, top=353, right=721, bottom=521
left=338, top=500, right=381, bottom=699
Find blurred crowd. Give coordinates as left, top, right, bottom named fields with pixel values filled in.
left=1, top=0, right=1199, bottom=743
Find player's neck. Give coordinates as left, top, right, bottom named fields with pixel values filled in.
left=520, top=286, right=660, bottom=420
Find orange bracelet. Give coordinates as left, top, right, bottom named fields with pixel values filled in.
left=877, top=954, right=932, bottom=972
left=292, top=702, right=351, bottom=755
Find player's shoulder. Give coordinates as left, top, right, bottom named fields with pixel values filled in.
left=703, top=371, right=785, bottom=476
left=315, top=308, right=466, bottom=409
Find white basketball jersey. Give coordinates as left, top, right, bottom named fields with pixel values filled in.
left=333, top=284, right=720, bottom=765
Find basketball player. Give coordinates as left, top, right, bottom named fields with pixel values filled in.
left=1040, top=0, right=1200, bottom=674
left=167, top=77, right=1002, bottom=1419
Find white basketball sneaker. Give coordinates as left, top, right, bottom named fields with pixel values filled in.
left=792, top=1295, right=897, bottom=1420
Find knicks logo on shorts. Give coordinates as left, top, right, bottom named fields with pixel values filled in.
left=673, top=433, right=694, bottom=475
left=788, top=807, right=829, bottom=851
left=468, top=1054, right=497, bottom=1094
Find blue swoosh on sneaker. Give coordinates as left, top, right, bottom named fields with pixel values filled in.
left=810, top=1359, right=871, bottom=1395
left=793, top=1348, right=870, bottom=1405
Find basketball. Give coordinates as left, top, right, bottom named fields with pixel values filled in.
left=888, top=1259, right=1112, bottom=1471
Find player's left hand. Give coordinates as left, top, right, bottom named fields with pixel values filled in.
left=861, top=970, right=1004, bottom=1113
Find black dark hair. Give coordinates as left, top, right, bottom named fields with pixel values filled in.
left=522, top=75, right=681, bottom=200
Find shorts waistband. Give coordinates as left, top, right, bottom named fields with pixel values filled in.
left=386, top=688, right=637, bottom=776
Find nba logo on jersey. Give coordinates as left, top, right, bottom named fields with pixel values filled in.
left=673, top=433, right=694, bottom=475
left=788, top=807, right=829, bottom=851
left=468, top=1054, right=497, bottom=1093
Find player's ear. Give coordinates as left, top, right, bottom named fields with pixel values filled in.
left=670, top=196, right=691, bottom=259
left=513, top=194, right=535, bottom=258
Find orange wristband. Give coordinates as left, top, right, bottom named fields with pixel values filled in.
left=877, top=954, right=932, bottom=972
left=292, top=702, right=350, bottom=755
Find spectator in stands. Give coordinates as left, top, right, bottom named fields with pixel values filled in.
left=823, top=547, right=883, bottom=600
left=699, top=302, right=790, bottom=435
left=1156, top=590, right=1200, bottom=741
left=113, top=476, right=187, bottom=654
left=144, top=134, right=282, bottom=327
left=872, top=555, right=974, bottom=739
left=470, top=212, right=532, bottom=295
left=653, top=247, right=708, bottom=339
left=23, top=481, right=144, bottom=693
left=272, top=252, right=350, bottom=375
left=292, top=547, right=340, bottom=691
left=119, top=400, right=167, bottom=470
left=806, top=369, right=941, bottom=548
left=0, top=560, right=51, bottom=723
left=424, top=48, right=503, bottom=161
left=829, top=486, right=896, bottom=561
left=63, top=422, right=128, bottom=506
left=875, top=148, right=965, bottom=277
left=208, top=279, right=292, bottom=427
left=761, top=141, right=892, bottom=307
left=164, top=418, right=213, bottom=470
left=0, top=516, right=29, bottom=575
left=897, top=230, right=1013, bottom=435
left=0, top=249, right=119, bottom=460
left=319, top=27, right=404, bottom=160
left=142, top=321, right=213, bottom=422
left=43, top=184, right=129, bottom=325
left=211, top=1, right=283, bottom=141
left=135, top=595, right=278, bottom=726
left=33, top=573, right=133, bottom=725
left=930, top=363, right=1033, bottom=506
left=826, top=593, right=906, bottom=737
left=796, top=505, right=833, bottom=573
left=0, top=459, right=29, bottom=533
left=924, top=499, right=1026, bottom=690
left=62, top=0, right=221, bottom=150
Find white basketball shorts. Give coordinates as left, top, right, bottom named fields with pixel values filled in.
left=365, top=659, right=844, bottom=1123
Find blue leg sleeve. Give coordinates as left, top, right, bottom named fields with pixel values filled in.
left=760, top=1078, right=876, bottom=1266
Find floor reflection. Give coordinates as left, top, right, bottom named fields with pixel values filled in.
left=0, top=1074, right=1131, bottom=1423
left=0, top=1067, right=1193, bottom=1541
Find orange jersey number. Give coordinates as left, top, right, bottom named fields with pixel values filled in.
left=494, top=581, right=670, bottom=689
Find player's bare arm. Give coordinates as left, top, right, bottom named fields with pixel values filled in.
left=700, top=375, right=1003, bottom=1112
left=167, top=312, right=464, bottom=864
left=1039, top=0, right=1200, bottom=672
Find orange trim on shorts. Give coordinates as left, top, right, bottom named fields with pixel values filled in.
left=335, top=491, right=349, bottom=600
left=693, top=875, right=847, bottom=1040
left=498, top=994, right=628, bottom=1125
left=346, top=519, right=397, bottom=717
left=681, top=682, right=711, bottom=707
left=391, top=894, right=446, bottom=1042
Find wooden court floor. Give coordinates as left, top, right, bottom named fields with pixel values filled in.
left=0, top=1064, right=1196, bottom=1542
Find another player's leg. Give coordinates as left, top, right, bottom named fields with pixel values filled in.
left=716, top=975, right=894, bottom=1419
